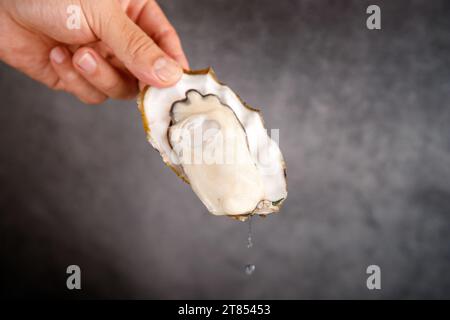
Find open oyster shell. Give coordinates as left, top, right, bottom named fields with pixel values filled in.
left=138, top=68, right=287, bottom=220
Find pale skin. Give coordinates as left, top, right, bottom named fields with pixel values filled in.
left=0, top=0, right=189, bottom=104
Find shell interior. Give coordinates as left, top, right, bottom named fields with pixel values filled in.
left=139, top=68, right=287, bottom=219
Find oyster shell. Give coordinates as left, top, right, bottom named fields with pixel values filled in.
left=138, top=68, right=287, bottom=220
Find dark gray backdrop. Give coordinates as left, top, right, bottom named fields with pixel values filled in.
left=1, top=0, right=450, bottom=299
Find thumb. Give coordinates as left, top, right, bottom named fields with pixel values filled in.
left=87, top=0, right=182, bottom=87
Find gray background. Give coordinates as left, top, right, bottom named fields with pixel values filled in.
left=1, top=0, right=450, bottom=299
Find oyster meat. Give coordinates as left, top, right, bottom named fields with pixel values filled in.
left=138, top=68, right=287, bottom=220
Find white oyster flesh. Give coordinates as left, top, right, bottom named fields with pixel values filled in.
left=139, top=69, right=287, bottom=218
left=169, top=90, right=265, bottom=215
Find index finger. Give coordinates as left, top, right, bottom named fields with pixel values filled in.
left=136, top=0, right=189, bottom=69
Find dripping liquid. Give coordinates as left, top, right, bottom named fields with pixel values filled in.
left=245, top=215, right=255, bottom=275
left=247, top=215, right=253, bottom=248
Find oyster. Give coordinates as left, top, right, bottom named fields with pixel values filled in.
left=138, top=68, right=287, bottom=220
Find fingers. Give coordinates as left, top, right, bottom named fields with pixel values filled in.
left=137, top=0, right=189, bottom=69
left=49, top=46, right=107, bottom=105
left=50, top=46, right=139, bottom=103
left=73, top=47, right=138, bottom=99
left=86, top=0, right=183, bottom=87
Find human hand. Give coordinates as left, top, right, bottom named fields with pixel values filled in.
left=0, top=0, right=188, bottom=104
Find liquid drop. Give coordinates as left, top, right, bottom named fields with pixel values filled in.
left=245, top=216, right=255, bottom=275
left=245, top=264, right=255, bottom=275
left=247, top=215, right=253, bottom=248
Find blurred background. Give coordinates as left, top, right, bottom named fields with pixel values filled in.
left=1, top=0, right=450, bottom=299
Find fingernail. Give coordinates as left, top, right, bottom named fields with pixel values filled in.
left=153, top=57, right=182, bottom=83
left=77, top=52, right=97, bottom=74
left=50, top=47, right=66, bottom=64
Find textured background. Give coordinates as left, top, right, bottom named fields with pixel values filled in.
left=1, top=0, right=450, bottom=299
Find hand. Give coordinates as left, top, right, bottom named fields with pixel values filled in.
left=0, top=0, right=189, bottom=104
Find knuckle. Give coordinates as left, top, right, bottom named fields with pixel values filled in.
left=65, top=71, right=81, bottom=83
left=155, top=27, right=178, bottom=43
left=102, top=77, right=121, bottom=95
left=125, top=31, right=156, bottom=64
left=48, top=78, right=64, bottom=91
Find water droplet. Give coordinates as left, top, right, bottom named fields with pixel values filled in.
left=247, top=215, right=253, bottom=248
left=247, top=237, right=253, bottom=248
left=244, top=216, right=255, bottom=275
left=245, top=264, right=255, bottom=275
